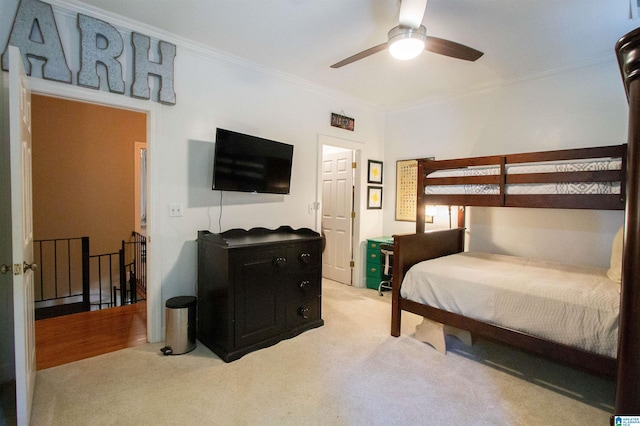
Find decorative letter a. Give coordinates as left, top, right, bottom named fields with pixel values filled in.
left=1, top=0, right=72, bottom=83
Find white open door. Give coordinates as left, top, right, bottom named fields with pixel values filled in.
left=321, top=149, right=354, bottom=284
left=8, top=45, right=36, bottom=426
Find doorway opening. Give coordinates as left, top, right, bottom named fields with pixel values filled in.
left=31, top=94, right=149, bottom=366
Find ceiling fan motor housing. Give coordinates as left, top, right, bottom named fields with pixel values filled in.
left=388, top=25, right=428, bottom=60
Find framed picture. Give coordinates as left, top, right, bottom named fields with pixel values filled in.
left=395, top=158, right=434, bottom=223
left=367, top=186, right=383, bottom=209
left=368, top=160, right=383, bottom=184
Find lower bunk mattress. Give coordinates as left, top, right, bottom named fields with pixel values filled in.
left=400, top=252, right=620, bottom=358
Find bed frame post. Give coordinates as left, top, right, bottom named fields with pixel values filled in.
left=416, top=161, right=426, bottom=233
left=391, top=234, right=406, bottom=337
left=615, top=28, right=640, bottom=415
left=391, top=229, right=466, bottom=337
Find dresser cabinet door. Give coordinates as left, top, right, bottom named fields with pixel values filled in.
left=233, top=247, right=286, bottom=348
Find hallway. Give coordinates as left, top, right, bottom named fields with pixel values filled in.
left=35, top=302, right=147, bottom=370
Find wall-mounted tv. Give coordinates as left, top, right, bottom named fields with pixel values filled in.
left=212, top=128, right=294, bottom=194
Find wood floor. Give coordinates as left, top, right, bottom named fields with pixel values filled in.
left=35, top=302, right=147, bottom=370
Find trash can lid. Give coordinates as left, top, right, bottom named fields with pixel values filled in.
left=166, top=296, right=197, bottom=309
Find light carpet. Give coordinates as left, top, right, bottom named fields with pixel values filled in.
left=30, top=279, right=614, bottom=425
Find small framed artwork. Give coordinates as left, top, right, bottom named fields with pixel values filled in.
left=368, top=160, right=383, bottom=184
left=367, top=186, right=383, bottom=209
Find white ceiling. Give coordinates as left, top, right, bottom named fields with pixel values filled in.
left=74, top=0, right=639, bottom=111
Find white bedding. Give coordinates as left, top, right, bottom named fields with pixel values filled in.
left=400, top=252, right=620, bottom=357
left=425, top=158, right=622, bottom=195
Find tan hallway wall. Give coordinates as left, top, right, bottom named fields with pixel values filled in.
left=31, top=95, right=146, bottom=255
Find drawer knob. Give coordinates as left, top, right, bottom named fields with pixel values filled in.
left=274, top=257, right=287, bottom=268
left=300, top=253, right=311, bottom=264
left=298, top=307, right=310, bottom=319
left=299, top=280, right=311, bottom=290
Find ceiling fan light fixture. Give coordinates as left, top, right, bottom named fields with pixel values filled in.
left=388, top=25, right=427, bottom=60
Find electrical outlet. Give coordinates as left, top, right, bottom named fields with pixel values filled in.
left=169, top=204, right=183, bottom=217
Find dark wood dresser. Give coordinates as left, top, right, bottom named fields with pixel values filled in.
left=197, top=226, right=323, bottom=362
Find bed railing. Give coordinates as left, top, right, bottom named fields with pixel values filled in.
left=415, top=144, right=627, bottom=232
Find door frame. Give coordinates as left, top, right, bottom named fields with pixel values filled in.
left=316, top=134, right=363, bottom=288
left=27, top=77, right=162, bottom=343
left=134, top=141, right=148, bottom=235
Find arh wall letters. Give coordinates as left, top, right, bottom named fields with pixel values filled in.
left=1, top=0, right=177, bottom=105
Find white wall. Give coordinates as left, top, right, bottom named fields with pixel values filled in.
left=384, top=60, right=628, bottom=268
left=0, top=0, right=386, bottom=340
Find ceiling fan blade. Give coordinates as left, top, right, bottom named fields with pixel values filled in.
left=425, top=36, right=484, bottom=61
left=399, top=0, right=428, bottom=28
left=330, top=42, right=389, bottom=68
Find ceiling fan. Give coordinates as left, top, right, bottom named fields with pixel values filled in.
left=330, top=0, right=483, bottom=68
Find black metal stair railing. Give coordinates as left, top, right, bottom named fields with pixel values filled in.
left=33, top=237, right=90, bottom=320
left=114, top=232, right=147, bottom=307
left=34, top=231, right=147, bottom=319
left=89, top=250, right=120, bottom=310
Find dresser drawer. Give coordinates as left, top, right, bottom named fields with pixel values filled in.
left=366, top=261, right=384, bottom=289
left=286, top=296, right=320, bottom=328
left=366, top=261, right=382, bottom=278
left=367, top=239, right=385, bottom=251
left=366, top=247, right=382, bottom=265
left=286, top=241, right=322, bottom=272
left=287, top=273, right=321, bottom=302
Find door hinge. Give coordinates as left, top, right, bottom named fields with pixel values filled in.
left=351, top=211, right=356, bottom=219
left=349, top=260, right=355, bottom=268
left=352, top=162, right=356, bottom=169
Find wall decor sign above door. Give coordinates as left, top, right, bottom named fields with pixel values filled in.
left=1, top=0, right=177, bottom=105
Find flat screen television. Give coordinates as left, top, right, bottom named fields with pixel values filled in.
left=212, top=128, right=294, bottom=194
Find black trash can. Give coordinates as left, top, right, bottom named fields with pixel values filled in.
left=160, top=296, right=197, bottom=355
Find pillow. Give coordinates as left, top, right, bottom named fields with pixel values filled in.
left=607, top=226, right=623, bottom=284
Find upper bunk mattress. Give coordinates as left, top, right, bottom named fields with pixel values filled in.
left=425, top=157, right=622, bottom=195
left=400, top=252, right=620, bottom=357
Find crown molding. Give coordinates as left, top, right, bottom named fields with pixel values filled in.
left=48, top=0, right=380, bottom=113
left=385, top=53, right=615, bottom=114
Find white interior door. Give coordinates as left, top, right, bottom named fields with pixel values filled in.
left=321, top=149, right=354, bottom=284
left=8, top=45, right=36, bottom=426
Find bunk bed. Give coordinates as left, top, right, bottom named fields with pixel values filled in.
left=390, top=27, right=640, bottom=414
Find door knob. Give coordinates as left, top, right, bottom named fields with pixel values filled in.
left=0, top=264, right=12, bottom=274
left=23, top=262, right=37, bottom=272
